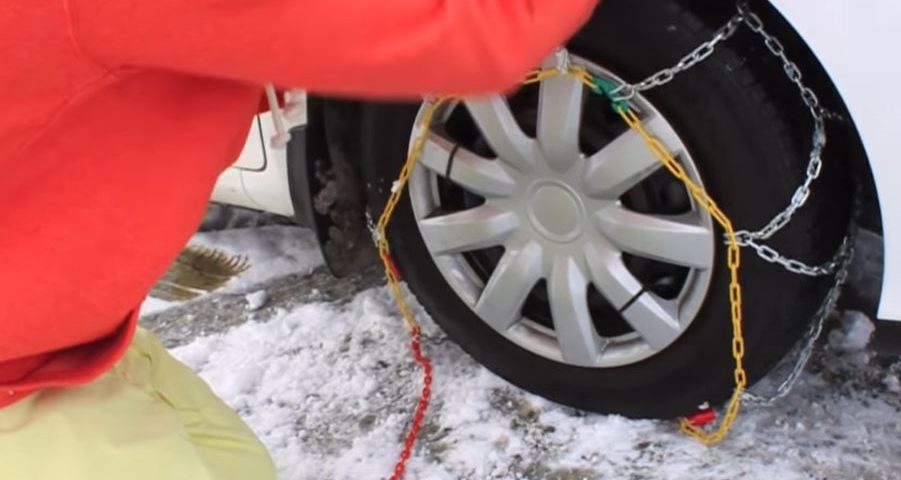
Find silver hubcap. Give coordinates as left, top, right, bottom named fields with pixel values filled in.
left=408, top=54, right=714, bottom=368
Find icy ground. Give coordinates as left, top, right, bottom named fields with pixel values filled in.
left=141, top=212, right=901, bottom=480
left=139, top=224, right=324, bottom=316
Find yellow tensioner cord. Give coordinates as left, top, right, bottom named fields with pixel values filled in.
left=376, top=66, right=746, bottom=447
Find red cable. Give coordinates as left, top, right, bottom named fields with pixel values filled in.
left=389, top=326, right=433, bottom=480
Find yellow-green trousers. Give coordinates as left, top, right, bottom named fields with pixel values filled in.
left=0, top=328, right=277, bottom=480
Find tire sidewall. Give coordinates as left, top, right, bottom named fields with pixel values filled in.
left=361, top=1, right=845, bottom=417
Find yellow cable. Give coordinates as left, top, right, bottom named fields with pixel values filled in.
left=377, top=68, right=746, bottom=446
left=616, top=107, right=746, bottom=446
left=376, top=98, right=446, bottom=332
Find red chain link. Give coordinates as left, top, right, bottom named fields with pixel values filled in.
left=389, top=327, right=433, bottom=480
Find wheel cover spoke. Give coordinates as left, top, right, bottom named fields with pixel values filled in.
left=621, top=293, right=681, bottom=351
left=419, top=132, right=517, bottom=198
left=418, top=204, right=519, bottom=255
left=549, top=256, right=605, bottom=366
left=537, top=73, right=584, bottom=173
left=584, top=244, right=681, bottom=349
left=475, top=242, right=544, bottom=332
left=465, top=96, right=534, bottom=171
left=582, top=115, right=679, bottom=199
left=595, top=205, right=714, bottom=269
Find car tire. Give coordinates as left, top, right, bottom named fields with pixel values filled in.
left=360, top=0, right=850, bottom=418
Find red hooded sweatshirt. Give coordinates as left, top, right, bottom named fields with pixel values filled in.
left=0, top=1, right=596, bottom=407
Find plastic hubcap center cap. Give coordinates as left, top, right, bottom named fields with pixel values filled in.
left=527, top=182, right=585, bottom=242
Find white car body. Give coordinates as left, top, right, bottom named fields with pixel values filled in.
left=766, top=1, right=901, bottom=321
left=211, top=110, right=300, bottom=218
left=212, top=2, right=901, bottom=321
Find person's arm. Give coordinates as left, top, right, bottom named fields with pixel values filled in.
left=68, top=0, right=597, bottom=98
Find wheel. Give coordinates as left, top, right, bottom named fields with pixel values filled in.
left=360, top=0, right=850, bottom=418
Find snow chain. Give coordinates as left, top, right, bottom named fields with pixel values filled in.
left=377, top=1, right=853, bottom=470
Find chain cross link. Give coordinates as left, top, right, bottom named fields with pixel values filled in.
left=731, top=1, right=833, bottom=275
left=600, top=0, right=862, bottom=404
left=606, top=1, right=840, bottom=276
left=743, top=196, right=859, bottom=406
left=608, top=13, right=744, bottom=102
left=742, top=238, right=845, bottom=277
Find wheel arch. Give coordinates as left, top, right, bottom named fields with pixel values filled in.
left=292, top=97, right=377, bottom=277
left=681, top=0, right=887, bottom=315
left=683, top=0, right=880, bottom=227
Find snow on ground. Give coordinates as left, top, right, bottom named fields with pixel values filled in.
left=140, top=296, right=177, bottom=316
left=142, top=216, right=900, bottom=479
left=140, top=224, right=324, bottom=315
left=191, top=225, right=324, bottom=292
left=171, top=286, right=901, bottom=480
left=829, top=311, right=876, bottom=352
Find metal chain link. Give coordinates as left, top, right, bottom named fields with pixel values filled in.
left=741, top=239, right=844, bottom=277
left=604, top=0, right=863, bottom=405
left=608, top=13, right=744, bottom=102
left=731, top=1, right=833, bottom=276
left=607, top=1, right=842, bottom=277
left=742, top=192, right=860, bottom=406
left=742, top=238, right=852, bottom=405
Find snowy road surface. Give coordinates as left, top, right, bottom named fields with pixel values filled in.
left=140, top=215, right=901, bottom=480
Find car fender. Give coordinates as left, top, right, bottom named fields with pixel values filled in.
left=769, top=0, right=901, bottom=320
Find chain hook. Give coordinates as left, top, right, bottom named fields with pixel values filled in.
left=608, top=84, right=637, bottom=103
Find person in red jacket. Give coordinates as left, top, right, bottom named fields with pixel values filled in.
left=0, top=1, right=596, bottom=478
